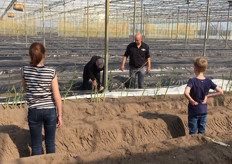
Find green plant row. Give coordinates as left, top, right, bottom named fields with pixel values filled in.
left=3, top=67, right=232, bottom=108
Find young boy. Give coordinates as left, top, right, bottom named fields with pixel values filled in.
left=184, top=56, right=223, bottom=134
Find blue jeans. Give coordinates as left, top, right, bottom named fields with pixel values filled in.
left=188, top=114, right=207, bottom=134
left=129, top=66, right=146, bottom=88
left=28, top=108, right=57, bottom=155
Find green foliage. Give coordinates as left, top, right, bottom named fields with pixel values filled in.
left=91, top=71, right=112, bottom=103
left=164, top=66, right=176, bottom=97
left=3, top=70, right=25, bottom=109
left=63, top=64, right=77, bottom=104
left=154, top=69, right=163, bottom=98
left=126, top=78, right=132, bottom=97
left=120, top=83, right=125, bottom=97
left=12, top=86, right=17, bottom=109
left=3, top=71, right=25, bottom=109
left=140, top=77, right=148, bottom=100
left=17, top=87, right=24, bottom=108
left=225, top=70, right=232, bottom=92
left=4, top=72, right=12, bottom=109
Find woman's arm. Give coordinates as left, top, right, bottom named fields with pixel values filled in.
left=21, top=69, right=26, bottom=92
left=52, top=74, right=63, bottom=128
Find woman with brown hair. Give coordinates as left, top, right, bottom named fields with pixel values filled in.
left=21, top=42, right=62, bottom=155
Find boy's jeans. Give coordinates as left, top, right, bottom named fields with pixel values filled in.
left=188, top=114, right=207, bottom=134
left=129, top=66, right=146, bottom=89
left=28, top=108, right=57, bottom=155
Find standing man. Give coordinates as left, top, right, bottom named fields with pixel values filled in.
left=120, top=33, right=151, bottom=88
left=82, top=56, right=104, bottom=91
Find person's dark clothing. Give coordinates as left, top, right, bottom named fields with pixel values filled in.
left=82, top=56, right=104, bottom=90
left=124, top=41, right=150, bottom=68
left=187, top=77, right=217, bottom=116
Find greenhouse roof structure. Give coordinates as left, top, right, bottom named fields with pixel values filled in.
left=0, top=0, right=232, bottom=23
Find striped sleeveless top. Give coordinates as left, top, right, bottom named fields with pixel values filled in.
left=22, top=65, right=56, bottom=110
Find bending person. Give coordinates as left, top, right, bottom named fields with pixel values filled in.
left=82, top=55, right=104, bottom=91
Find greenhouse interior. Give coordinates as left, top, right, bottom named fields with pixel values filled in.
left=0, top=0, right=232, bottom=95
left=0, top=1, right=232, bottom=163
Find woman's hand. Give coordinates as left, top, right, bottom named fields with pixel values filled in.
left=56, top=116, right=62, bottom=128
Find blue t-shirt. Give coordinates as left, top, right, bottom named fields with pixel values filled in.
left=187, top=77, right=217, bottom=116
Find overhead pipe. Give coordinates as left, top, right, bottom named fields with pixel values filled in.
left=171, top=15, right=174, bottom=40
left=203, top=0, right=210, bottom=56
left=64, top=0, right=66, bottom=38
left=42, top=0, right=45, bottom=47
left=50, top=9, right=52, bottom=38
left=219, top=16, right=222, bottom=40
left=140, top=0, right=143, bottom=35
left=196, top=16, right=199, bottom=39
left=104, top=0, right=109, bottom=91
left=16, top=12, right=19, bottom=41
left=225, top=1, right=232, bottom=48
left=185, top=0, right=190, bottom=48
left=87, top=0, right=90, bottom=49
left=24, top=0, right=28, bottom=47
left=168, top=16, right=170, bottom=38
left=133, top=0, right=137, bottom=39
left=116, top=9, right=118, bottom=37
left=207, top=9, right=211, bottom=42
left=176, top=8, right=180, bottom=40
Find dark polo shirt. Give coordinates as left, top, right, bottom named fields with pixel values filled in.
left=124, top=41, right=150, bottom=68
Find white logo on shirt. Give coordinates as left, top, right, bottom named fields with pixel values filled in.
left=141, top=48, right=146, bottom=51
